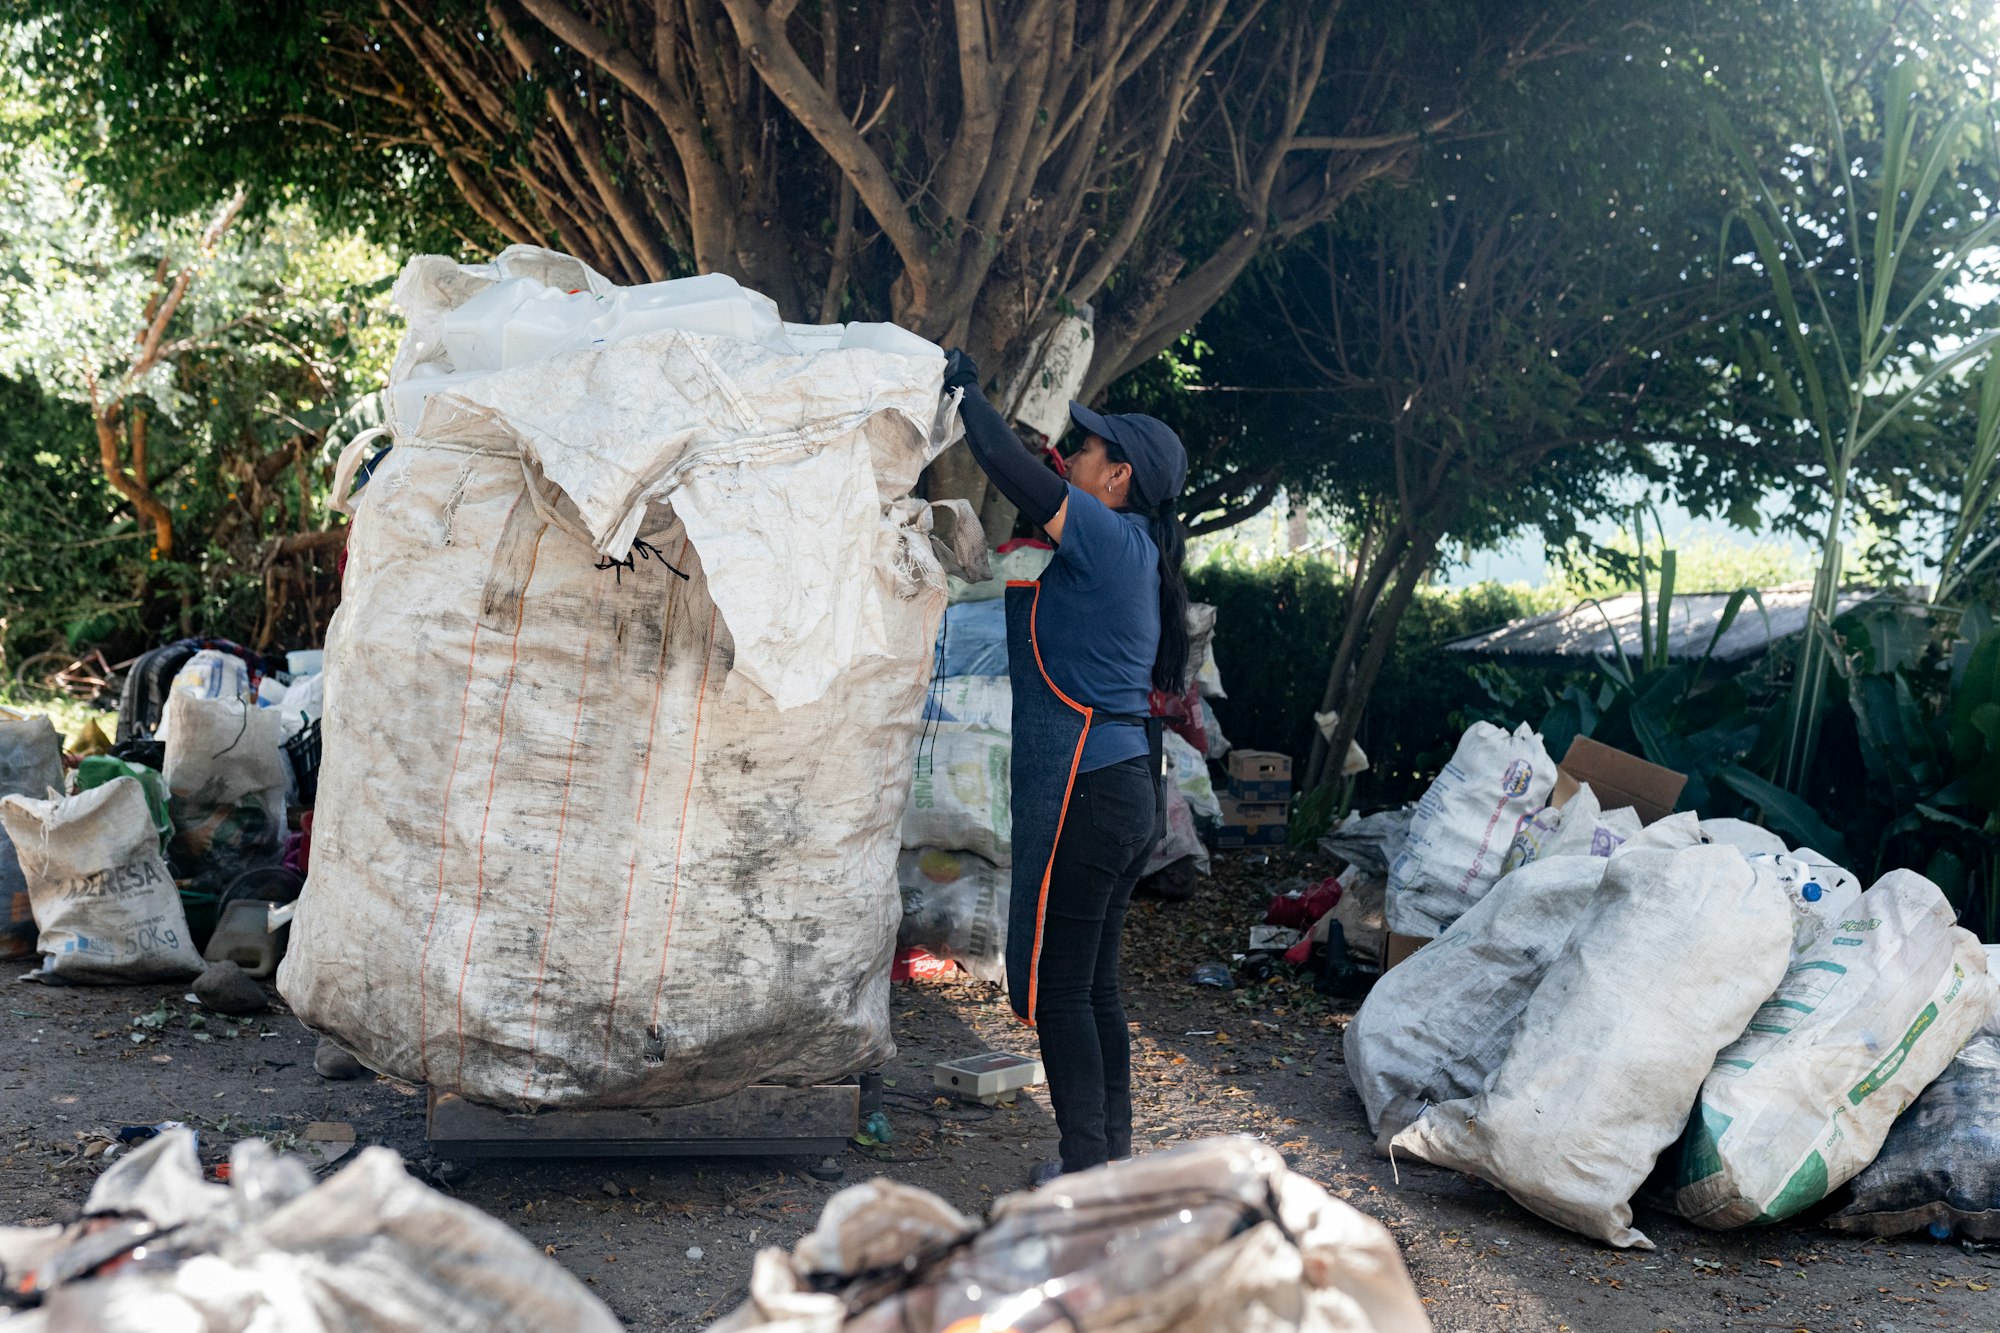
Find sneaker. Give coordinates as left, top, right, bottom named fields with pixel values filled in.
left=1026, top=1160, right=1064, bottom=1189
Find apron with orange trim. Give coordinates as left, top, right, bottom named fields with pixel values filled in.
left=1003, top=581, right=1163, bottom=1024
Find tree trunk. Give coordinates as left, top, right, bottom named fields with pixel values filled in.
left=1305, top=523, right=1409, bottom=787
left=1315, top=525, right=1444, bottom=792
left=94, top=408, right=175, bottom=559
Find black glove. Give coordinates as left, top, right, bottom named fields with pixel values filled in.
left=943, top=347, right=982, bottom=392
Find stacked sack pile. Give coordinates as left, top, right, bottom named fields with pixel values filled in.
left=1345, top=721, right=2000, bottom=1249
left=0, top=662, right=303, bottom=985
left=896, top=557, right=1231, bottom=978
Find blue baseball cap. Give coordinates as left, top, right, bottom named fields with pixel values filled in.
left=1067, top=402, right=1188, bottom=510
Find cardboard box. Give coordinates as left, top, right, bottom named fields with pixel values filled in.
left=1556, top=735, right=1687, bottom=825
left=1220, top=795, right=1289, bottom=823
left=1383, top=931, right=1433, bottom=971
left=1226, top=775, right=1293, bottom=803
left=1227, top=749, right=1293, bottom=782
left=1216, top=795, right=1289, bottom=848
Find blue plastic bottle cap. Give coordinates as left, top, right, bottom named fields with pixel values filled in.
left=1802, top=882, right=1823, bottom=902
left=1928, top=1220, right=1953, bottom=1240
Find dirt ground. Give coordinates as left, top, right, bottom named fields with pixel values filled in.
left=3, top=846, right=1996, bottom=1332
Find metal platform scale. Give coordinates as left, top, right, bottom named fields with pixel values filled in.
left=425, top=1074, right=881, bottom=1179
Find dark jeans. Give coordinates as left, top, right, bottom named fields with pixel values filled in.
left=1037, top=755, right=1163, bottom=1173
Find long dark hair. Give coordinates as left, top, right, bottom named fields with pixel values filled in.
left=1103, top=438, right=1191, bottom=691
left=1146, top=499, right=1191, bottom=692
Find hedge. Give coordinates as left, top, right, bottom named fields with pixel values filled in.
left=1189, top=559, right=1542, bottom=806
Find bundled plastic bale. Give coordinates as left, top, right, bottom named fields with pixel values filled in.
left=896, top=848, right=1006, bottom=983
left=0, top=716, right=64, bottom=960
left=1675, top=870, right=1998, bottom=1230
left=162, top=692, right=289, bottom=890
left=0, top=777, right=202, bottom=982
left=1387, top=723, right=1556, bottom=936
left=0, top=1127, right=619, bottom=1332
left=902, top=724, right=1011, bottom=866
left=1831, top=950, right=2000, bottom=1240
left=711, top=1136, right=1431, bottom=1333
left=1391, top=843, right=1794, bottom=1248
left=281, top=246, right=961, bottom=1110
left=921, top=674, right=1010, bottom=728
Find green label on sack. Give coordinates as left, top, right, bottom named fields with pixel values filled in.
left=1752, top=1149, right=1830, bottom=1223
left=1676, top=1103, right=1731, bottom=1187
left=1848, top=1002, right=1938, bottom=1105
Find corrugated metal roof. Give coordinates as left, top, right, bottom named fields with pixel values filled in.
left=1441, top=584, right=1878, bottom=664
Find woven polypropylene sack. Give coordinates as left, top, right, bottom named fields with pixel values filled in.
left=902, top=724, right=1012, bottom=866
left=1391, top=844, right=1793, bottom=1249
left=1676, top=870, right=1998, bottom=1229
left=1345, top=815, right=1704, bottom=1150
left=1830, top=1034, right=2000, bottom=1240
left=1346, top=855, right=1610, bottom=1150
left=0, top=777, right=201, bottom=982
left=1387, top=723, right=1556, bottom=936
left=279, top=248, right=960, bottom=1109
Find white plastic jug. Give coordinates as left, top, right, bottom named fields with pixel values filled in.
left=783, top=321, right=849, bottom=354
left=591, top=272, right=759, bottom=344
left=440, top=277, right=600, bottom=373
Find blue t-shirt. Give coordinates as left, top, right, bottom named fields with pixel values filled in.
left=1033, top=485, right=1160, bottom=772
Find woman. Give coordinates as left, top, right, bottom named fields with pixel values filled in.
left=942, top=349, right=1190, bottom=1184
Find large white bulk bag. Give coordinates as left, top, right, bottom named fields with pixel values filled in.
left=1390, top=844, right=1793, bottom=1249
left=279, top=247, right=962, bottom=1110
left=1676, top=869, right=1998, bottom=1229
left=1386, top=722, right=1555, bottom=936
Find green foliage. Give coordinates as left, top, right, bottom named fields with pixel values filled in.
left=1191, top=558, right=1537, bottom=805
left=0, top=78, right=396, bottom=660
left=1709, top=57, right=2000, bottom=792
left=0, top=376, right=141, bottom=655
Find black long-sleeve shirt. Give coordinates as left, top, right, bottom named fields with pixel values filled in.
left=956, top=381, right=1066, bottom=525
